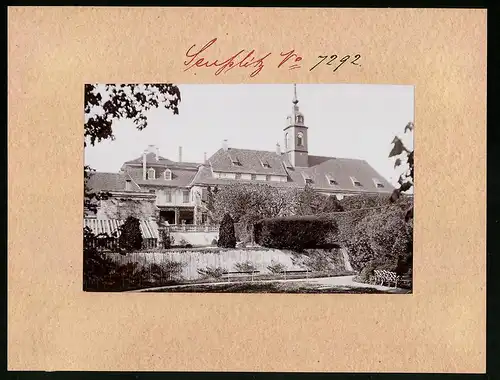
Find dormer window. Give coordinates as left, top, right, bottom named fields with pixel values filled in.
left=326, top=174, right=338, bottom=186
left=164, top=169, right=172, bottom=180
left=147, top=168, right=156, bottom=180
left=260, top=159, right=271, bottom=168
left=350, top=176, right=363, bottom=187
left=373, top=178, right=385, bottom=188
left=302, top=172, right=313, bottom=184
left=297, top=132, right=304, bottom=147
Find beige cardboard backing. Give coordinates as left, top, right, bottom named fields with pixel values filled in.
left=7, top=7, right=486, bottom=373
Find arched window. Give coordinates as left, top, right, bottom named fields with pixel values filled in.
left=147, top=168, right=156, bottom=180
left=296, top=115, right=304, bottom=124
left=164, top=169, right=172, bottom=180
left=297, top=132, right=304, bottom=147
left=285, top=132, right=289, bottom=149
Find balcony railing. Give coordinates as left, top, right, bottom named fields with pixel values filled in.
left=160, top=224, right=219, bottom=233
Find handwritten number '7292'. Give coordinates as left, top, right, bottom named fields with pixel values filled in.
left=309, top=54, right=361, bottom=72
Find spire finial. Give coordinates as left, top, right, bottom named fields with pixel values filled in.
left=292, top=83, right=298, bottom=105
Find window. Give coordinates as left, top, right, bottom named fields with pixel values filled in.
left=265, top=175, right=271, bottom=181
left=297, top=132, right=304, bottom=146
left=261, top=159, right=271, bottom=168
left=147, top=168, right=156, bottom=180
left=251, top=174, right=257, bottom=180
left=164, top=169, right=172, bottom=180
left=373, top=179, right=385, bottom=188
left=235, top=173, right=242, bottom=180
left=285, top=132, right=289, bottom=149
left=149, top=189, right=156, bottom=194
left=326, top=175, right=338, bottom=186
left=183, top=190, right=190, bottom=203
left=302, top=172, right=313, bottom=184
left=296, top=115, right=304, bottom=124
left=165, top=189, right=172, bottom=203
left=350, top=177, right=363, bottom=187
left=232, top=159, right=242, bottom=166
left=125, top=180, right=132, bottom=191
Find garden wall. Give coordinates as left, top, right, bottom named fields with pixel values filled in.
left=107, top=247, right=353, bottom=281
left=170, top=231, right=219, bottom=246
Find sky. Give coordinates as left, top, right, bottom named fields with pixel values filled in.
left=84, top=84, right=414, bottom=186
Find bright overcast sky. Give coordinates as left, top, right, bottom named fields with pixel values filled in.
left=85, top=84, right=414, bottom=186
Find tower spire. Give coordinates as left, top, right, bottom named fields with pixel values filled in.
left=292, top=83, right=299, bottom=105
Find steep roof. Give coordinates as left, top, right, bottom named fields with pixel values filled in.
left=126, top=166, right=198, bottom=188
left=208, top=148, right=288, bottom=176
left=123, top=152, right=200, bottom=169
left=86, top=172, right=142, bottom=193
left=197, top=148, right=394, bottom=194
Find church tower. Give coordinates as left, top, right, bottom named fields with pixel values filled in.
left=284, top=84, right=309, bottom=167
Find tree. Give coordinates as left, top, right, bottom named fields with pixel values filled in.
left=389, top=121, right=414, bottom=221
left=84, top=83, right=181, bottom=147
left=118, top=216, right=143, bottom=253
left=217, top=213, right=237, bottom=248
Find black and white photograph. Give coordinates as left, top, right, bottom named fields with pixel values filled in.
left=83, top=83, right=414, bottom=294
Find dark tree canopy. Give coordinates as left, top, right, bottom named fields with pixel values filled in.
left=84, top=83, right=181, bottom=147
left=218, top=213, right=237, bottom=248
left=389, top=121, right=414, bottom=221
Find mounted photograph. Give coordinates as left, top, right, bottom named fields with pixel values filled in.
left=83, top=83, right=414, bottom=294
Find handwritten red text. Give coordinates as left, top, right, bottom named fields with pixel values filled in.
left=184, top=38, right=272, bottom=78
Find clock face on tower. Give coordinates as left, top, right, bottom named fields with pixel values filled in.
left=297, top=132, right=304, bottom=147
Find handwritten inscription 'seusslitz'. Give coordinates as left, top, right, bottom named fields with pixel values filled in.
left=183, top=38, right=361, bottom=77
left=183, top=38, right=303, bottom=77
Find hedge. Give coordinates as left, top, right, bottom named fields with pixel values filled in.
left=253, top=215, right=338, bottom=250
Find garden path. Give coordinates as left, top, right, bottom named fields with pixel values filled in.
left=131, top=275, right=408, bottom=293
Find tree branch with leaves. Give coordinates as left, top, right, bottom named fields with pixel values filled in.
left=389, top=121, right=414, bottom=221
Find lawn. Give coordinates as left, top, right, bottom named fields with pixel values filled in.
left=144, top=281, right=390, bottom=294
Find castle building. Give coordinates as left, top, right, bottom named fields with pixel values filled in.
left=85, top=85, right=394, bottom=225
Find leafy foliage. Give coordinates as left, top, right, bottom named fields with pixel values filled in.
left=267, top=261, right=287, bottom=274
left=118, top=216, right=143, bottom=253
left=197, top=266, right=227, bottom=279
left=345, top=205, right=413, bottom=273
left=254, top=215, right=338, bottom=251
left=234, top=261, right=257, bottom=272
left=217, top=213, right=237, bottom=248
left=389, top=121, right=414, bottom=221
left=160, top=228, right=175, bottom=249
left=84, top=83, right=181, bottom=147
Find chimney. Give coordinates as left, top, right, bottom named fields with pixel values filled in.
left=204, top=152, right=207, bottom=164
left=178, top=146, right=182, bottom=162
left=222, top=139, right=228, bottom=151
left=155, top=147, right=160, bottom=161
left=276, top=142, right=281, bottom=155
left=142, top=150, right=147, bottom=180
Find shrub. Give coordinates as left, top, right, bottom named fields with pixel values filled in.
left=267, top=260, right=286, bottom=274
left=118, top=216, right=143, bottom=253
left=218, top=213, right=237, bottom=248
left=161, top=229, right=174, bottom=249
left=234, top=261, right=257, bottom=272
left=197, top=266, right=227, bottom=279
left=253, top=215, right=338, bottom=250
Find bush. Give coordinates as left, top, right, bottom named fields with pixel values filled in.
left=234, top=261, right=257, bottom=272
left=218, top=213, right=237, bottom=248
left=253, top=215, right=338, bottom=250
left=267, top=260, right=286, bottom=274
left=197, top=266, right=227, bottom=279
left=161, top=229, right=174, bottom=249
left=118, top=216, right=143, bottom=253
